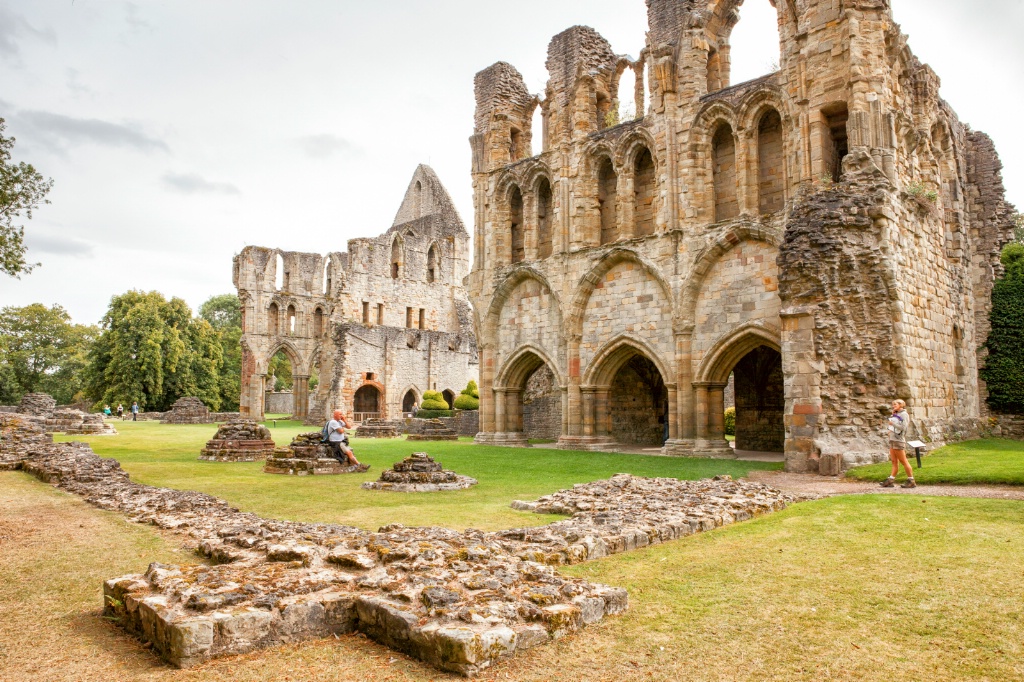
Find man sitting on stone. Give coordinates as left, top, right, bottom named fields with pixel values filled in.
left=326, top=410, right=368, bottom=471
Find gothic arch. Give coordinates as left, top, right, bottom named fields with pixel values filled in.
left=483, top=265, right=564, bottom=342
left=737, top=87, right=793, bottom=132
left=495, top=344, right=563, bottom=390
left=614, top=127, right=660, bottom=172
left=264, top=340, right=304, bottom=376
left=693, top=102, right=739, bottom=142
left=582, top=141, right=618, bottom=175
left=567, top=248, right=673, bottom=339
left=677, top=225, right=783, bottom=325
left=694, top=322, right=782, bottom=384
left=582, top=333, right=673, bottom=387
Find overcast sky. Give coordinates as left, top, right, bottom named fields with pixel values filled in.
left=2, top=0, right=1022, bottom=325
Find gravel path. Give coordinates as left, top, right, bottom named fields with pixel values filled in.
left=745, top=470, right=1024, bottom=501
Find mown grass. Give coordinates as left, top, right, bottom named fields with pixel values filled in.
left=3, top=472, right=1022, bottom=681
left=846, top=438, right=1024, bottom=486
left=55, top=420, right=781, bottom=531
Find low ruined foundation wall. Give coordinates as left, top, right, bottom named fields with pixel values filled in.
left=992, top=413, right=1024, bottom=440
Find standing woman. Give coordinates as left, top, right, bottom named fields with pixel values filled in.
left=880, top=399, right=916, bottom=488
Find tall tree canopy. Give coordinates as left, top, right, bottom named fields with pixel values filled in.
left=199, top=293, right=242, bottom=411
left=1, top=118, right=54, bottom=277
left=85, top=291, right=223, bottom=411
left=983, top=243, right=1024, bottom=413
left=0, top=303, right=96, bottom=404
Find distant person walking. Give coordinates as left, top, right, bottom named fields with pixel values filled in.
left=116, top=404, right=124, bottom=420
left=131, top=401, right=139, bottom=421
left=880, top=399, right=915, bottom=488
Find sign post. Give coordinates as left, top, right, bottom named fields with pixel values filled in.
left=908, top=440, right=927, bottom=468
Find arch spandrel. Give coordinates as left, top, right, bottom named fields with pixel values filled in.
left=484, top=267, right=564, bottom=373
left=570, top=249, right=674, bottom=373
left=581, top=334, right=673, bottom=388
left=495, top=344, right=564, bottom=390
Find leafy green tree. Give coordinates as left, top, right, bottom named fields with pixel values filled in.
left=268, top=351, right=293, bottom=391
left=0, top=303, right=96, bottom=404
left=85, top=291, right=223, bottom=411
left=983, top=244, right=1024, bottom=413
left=1, top=118, right=54, bottom=277
left=200, top=293, right=242, bottom=410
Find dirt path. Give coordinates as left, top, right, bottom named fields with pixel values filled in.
left=746, top=470, right=1024, bottom=501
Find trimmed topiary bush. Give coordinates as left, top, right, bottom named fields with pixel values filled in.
left=724, top=407, right=736, bottom=436
left=420, top=390, right=449, bottom=411
left=415, top=409, right=453, bottom=419
left=454, top=380, right=480, bottom=410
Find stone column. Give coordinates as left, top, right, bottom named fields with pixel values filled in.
left=693, top=383, right=709, bottom=440
left=505, top=389, right=522, bottom=434
left=667, top=386, right=679, bottom=440
left=475, top=346, right=496, bottom=443
left=708, top=382, right=727, bottom=441
left=665, top=328, right=696, bottom=454
left=293, top=376, right=309, bottom=421
left=559, top=337, right=583, bottom=448
left=595, top=387, right=611, bottom=436
left=581, top=387, right=596, bottom=437
left=494, top=388, right=507, bottom=435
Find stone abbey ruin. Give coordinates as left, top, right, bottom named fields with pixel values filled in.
left=233, top=165, right=478, bottom=425
left=468, top=0, right=1016, bottom=471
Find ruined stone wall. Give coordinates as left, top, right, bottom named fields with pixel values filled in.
left=467, top=0, right=1014, bottom=469
left=235, top=166, right=478, bottom=422
left=522, top=366, right=562, bottom=440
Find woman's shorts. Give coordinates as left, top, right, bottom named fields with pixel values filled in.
left=890, top=441, right=906, bottom=451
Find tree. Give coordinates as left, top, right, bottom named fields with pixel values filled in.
left=85, top=291, right=223, bottom=411
left=0, top=303, right=97, bottom=404
left=200, top=293, right=242, bottom=410
left=1, top=118, right=54, bottom=277
left=982, top=244, right=1024, bottom=413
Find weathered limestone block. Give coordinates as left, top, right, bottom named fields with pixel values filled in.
left=362, top=453, right=477, bottom=492
left=406, top=419, right=459, bottom=441
left=162, top=397, right=213, bottom=425
left=18, top=392, right=56, bottom=417
left=198, top=420, right=275, bottom=462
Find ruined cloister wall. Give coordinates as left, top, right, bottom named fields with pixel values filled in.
left=235, top=165, right=477, bottom=423
left=468, top=0, right=1015, bottom=468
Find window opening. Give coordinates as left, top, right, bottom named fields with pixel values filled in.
left=268, top=302, right=279, bottom=335
left=418, top=308, right=426, bottom=330
left=823, top=104, right=849, bottom=182
left=361, top=301, right=370, bottom=325
left=727, top=0, right=782, bottom=85
left=757, top=109, right=785, bottom=214
left=322, top=257, right=332, bottom=295
left=617, top=68, right=637, bottom=123
left=531, top=103, right=545, bottom=156
left=510, top=127, right=523, bottom=162
left=314, top=308, right=324, bottom=337
left=633, top=148, right=656, bottom=237
left=712, top=123, right=739, bottom=222
left=537, top=178, right=553, bottom=259
left=426, top=244, right=438, bottom=283
left=510, top=186, right=525, bottom=264
left=406, top=307, right=414, bottom=328
left=377, top=304, right=385, bottom=326
left=391, top=238, right=403, bottom=279
left=275, top=254, right=284, bottom=290
left=598, top=158, right=618, bottom=244
left=287, top=305, right=296, bottom=335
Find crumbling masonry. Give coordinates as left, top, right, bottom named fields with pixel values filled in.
left=467, top=0, right=1016, bottom=470
left=234, top=166, right=478, bottom=424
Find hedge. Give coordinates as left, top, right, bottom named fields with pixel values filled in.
left=414, top=409, right=453, bottom=419
left=982, top=266, right=1024, bottom=413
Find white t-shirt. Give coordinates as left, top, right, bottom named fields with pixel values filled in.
left=327, top=419, right=347, bottom=442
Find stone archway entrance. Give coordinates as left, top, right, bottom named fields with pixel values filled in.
left=487, top=348, right=562, bottom=447
left=354, top=385, right=381, bottom=422
left=732, top=346, right=784, bottom=452
left=442, top=389, right=456, bottom=409
left=573, top=339, right=671, bottom=451
left=402, top=389, right=417, bottom=414
left=693, top=329, right=784, bottom=457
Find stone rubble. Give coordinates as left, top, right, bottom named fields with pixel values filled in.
left=0, top=414, right=810, bottom=677
left=17, top=392, right=57, bottom=416
left=263, top=432, right=364, bottom=475
left=198, top=420, right=276, bottom=462
left=362, top=452, right=477, bottom=492
left=45, top=409, right=118, bottom=436
left=355, top=418, right=402, bottom=439
left=162, top=397, right=213, bottom=424
left=406, top=419, right=459, bottom=441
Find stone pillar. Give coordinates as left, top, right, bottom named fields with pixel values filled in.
left=663, top=329, right=695, bottom=455
left=781, top=306, right=824, bottom=473
left=475, top=346, right=496, bottom=443
left=494, top=388, right=507, bottom=435
left=581, top=387, right=596, bottom=437
left=559, top=337, right=583, bottom=448
left=293, top=376, right=309, bottom=421
left=595, top=387, right=611, bottom=436
left=694, top=383, right=709, bottom=440
left=506, top=389, right=522, bottom=434
left=708, top=383, right=727, bottom=441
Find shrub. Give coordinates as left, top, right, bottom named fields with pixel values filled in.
left=415, top=409, right=452, bottom=419
left=724, top=407, right=736, bottom=436
left=420, top=390, right=449, bottom=411
left=983, top=246, right=1024, bottom=413
left=454, top=393, right=479, bottom=410
left=462, top=379, right=479, bottom=400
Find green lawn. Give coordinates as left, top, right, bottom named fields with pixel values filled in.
left=57, top=420, right=781, bottom=531
left=846, top=438, right=1024, bottom=486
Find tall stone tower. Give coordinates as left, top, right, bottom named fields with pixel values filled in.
left=467, top=0, right=1015, bottom=471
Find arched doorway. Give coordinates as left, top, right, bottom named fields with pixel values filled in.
left=732, top=346, right=784, bottom=453
left=354, top=385, right=381, bottom=422
left=402, top=389, right=417, bottom=414
left=490, top=347, right=562, bottom=447
left=442, top=389, right=456, bottom=409
left=580, top=339, right=670, bottom=450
